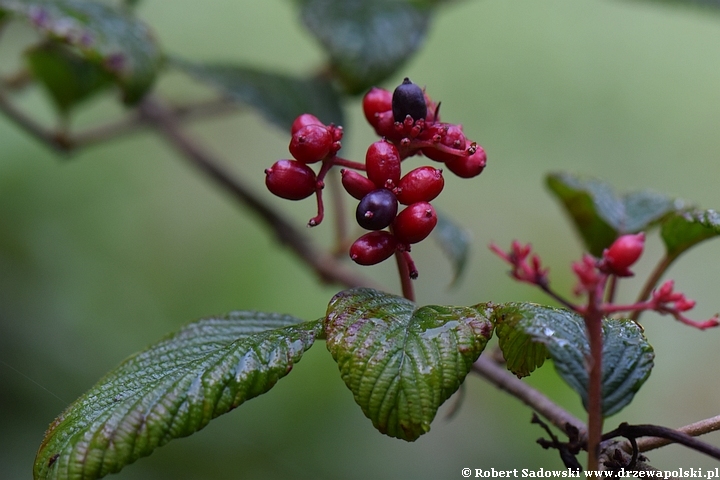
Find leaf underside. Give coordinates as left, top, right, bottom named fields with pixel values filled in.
left=324, top=288, right=493, bottom=441
left=546, top=173, right=680, bottom=256
left=34, top=313, right=320, bottom=480
left=0, top=0, right=162, bottom=103
left=660, top=208, right=720, bottom=260
left=492, top=303, right=654, bottom=416
left=174, top=59, right=345, bottom=131
left=298, top=0, right=434, bottom=94
left=432, top=211, right=472, bottom=287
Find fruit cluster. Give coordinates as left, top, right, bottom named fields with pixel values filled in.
left=264, top=78, right=487, bottom=277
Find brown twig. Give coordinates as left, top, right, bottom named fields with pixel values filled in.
left=0, top=89, right=71, bottom=153
left=623, top=415, right=720, bottom=454
left=606, top=422, right=720, bottom=461
left=471, top=355, right=587, bottom=441
left=137, top=95, right=379, bottom=290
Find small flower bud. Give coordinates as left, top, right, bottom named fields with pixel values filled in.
left=601, top=232, right=645, bottom=276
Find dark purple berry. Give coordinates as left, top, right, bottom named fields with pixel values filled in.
left=265, top=160, right=317, bottom=200
left=356, top=189, right=398, bottom=231
left=392, top=78, right=427, bottom=123
left=349, top=231, right=397, bottom=266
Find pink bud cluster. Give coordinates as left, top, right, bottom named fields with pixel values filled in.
left=491, top=233, right=719, bottom=330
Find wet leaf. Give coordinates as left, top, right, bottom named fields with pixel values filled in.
left=324, top=288, right=493, bottom=441
left=175, top=59, right=345, bottom=131
left=432, top=211, right=471, bottom=286
left=297, top=0, right=434, bottom=94
left=34, top=313, right=320, bottom=480
left=0, top=0, right=162, bottom=103
left=546, top=173, right=680, bottom=256
left=493, top=303, right=654, bottom=416
left=660, top=208, right=720, bottom=261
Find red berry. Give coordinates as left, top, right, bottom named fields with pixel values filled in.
left=393, top=202, right=438, bottom=244
left=356, top=189, right=398, bottom=231
left=349, top=231, right=397, bottom=266
left=289, top=124, right=332, bottom=164
left=365, top=139, right=401, bottom=189
left=602, top=233, right=645, bottom=276
left=265, top=160, right=317, bottom=200
left=291, top=113, right=324, bottom=135
left=396, top=166, right=444, bottom=205
left=372, top=111, right=398, bottom=139
left=341, top=169, right=376, bottom=200
left=444, top=144, right=487, bottom=178
left=422, top=124, right=467, bottom=163
left=363, top=87, right=392, bottom=127
left=392, top=78, right=427, bottom=123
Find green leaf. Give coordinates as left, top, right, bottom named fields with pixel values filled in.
left=26, top=42, right=113, bottom=113
left=174, top=59, right=345, bottom=131
left=492, top=303, right=654, bottom=416
left=660, top=208, right=720, bottom=260
left=0, top=0, right=162, bottom=104
left=297, top=0, right=434, bottom=94
left=546, top=173, right=680, bottom=256
left=432, top=211, right=472, bottom=286
left=324, top=288, right=493, bottom=441
left=34, top=313, right=320, bottom=480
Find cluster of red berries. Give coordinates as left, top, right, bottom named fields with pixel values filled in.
left=265, top=78, right=487, bottom=277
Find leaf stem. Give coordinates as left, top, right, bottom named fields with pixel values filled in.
left=584, top=286, right=604, bottom=471
left=471, top=355, right=587, bottom=440
left=631, top=255, right=673, bottom=322
left=394, top=250, right=415, bottom=302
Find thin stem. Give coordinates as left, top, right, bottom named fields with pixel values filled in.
left=73, top=98, right=240, bottom=148
left=631, top=255, right=673, bottom=322
left=332, top=157, right=366, bottom=171
left=584, top=285, right=605, bottom=471
left=472, top=355, right=587, bottom=440
left=137, top=95, right=379, bottom=290
left=0, top=89, right=71, bottom=153
left=394, top=250, right=415, bottom=302
left=538, top=283, right=580, bottom=312
left=605, top=275, right=617, bottom=304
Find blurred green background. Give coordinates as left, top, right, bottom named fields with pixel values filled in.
left=2, top=0, right=720, bottom=477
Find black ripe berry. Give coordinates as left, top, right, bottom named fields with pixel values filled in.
left=392, top=78, right=427, bottom=123
left=356, top=189, right=398, bottom=231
